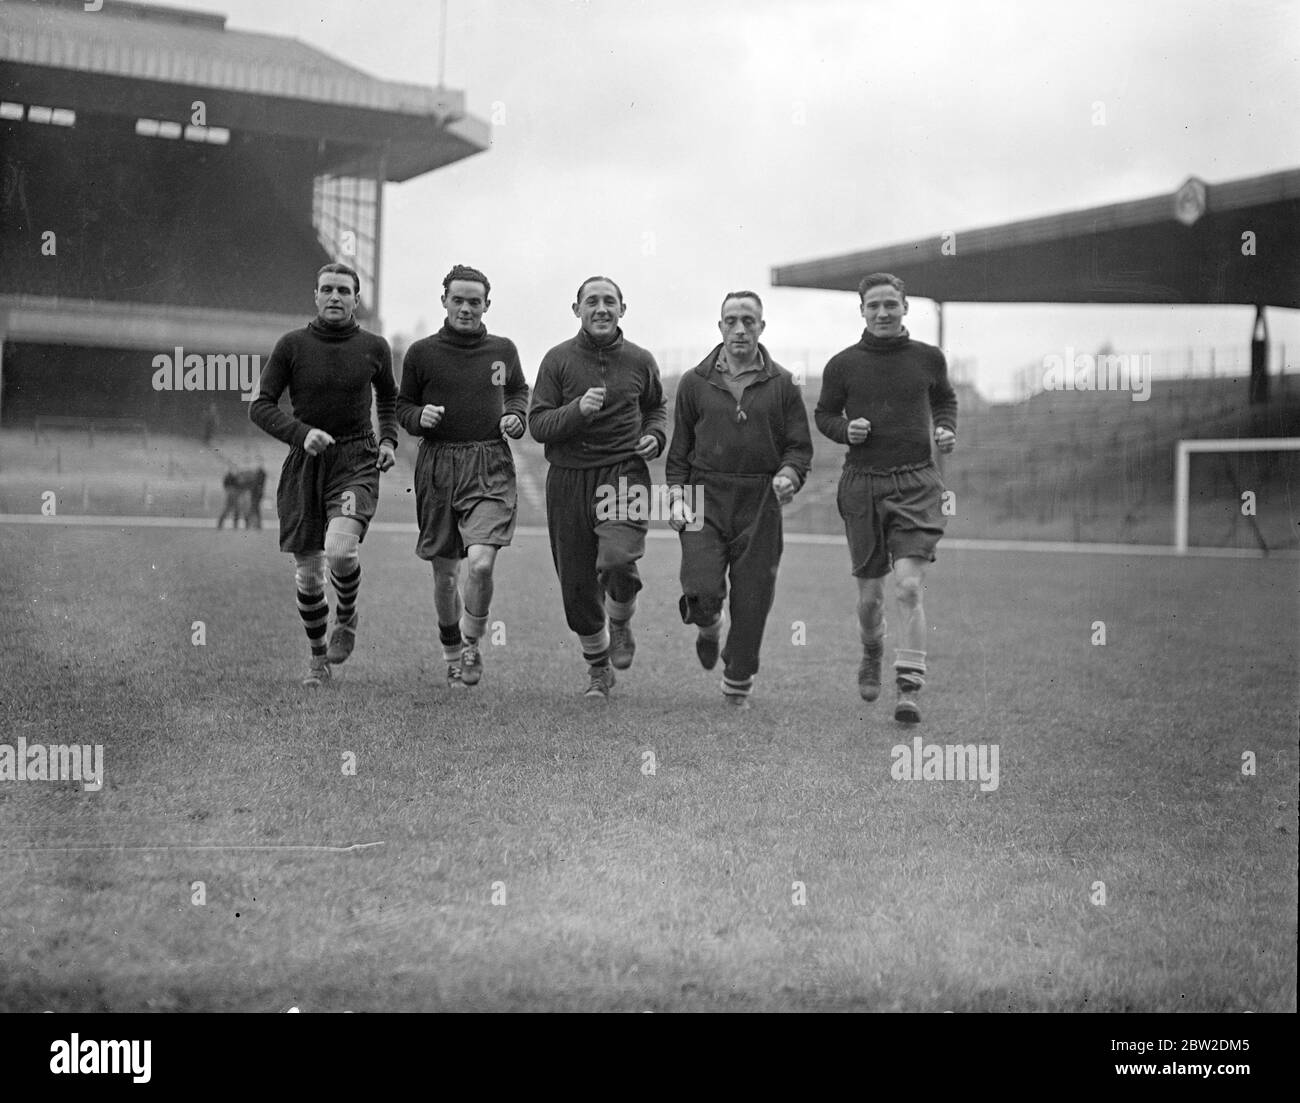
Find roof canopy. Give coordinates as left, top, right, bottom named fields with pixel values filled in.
left=0, top=0, right=489, bottom=181
left=771, top=169, right=1300, bottom=309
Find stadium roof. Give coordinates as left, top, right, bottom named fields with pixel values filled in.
left=771, top=169, right=1300, bottom=309
left=0, top=0, right=489, bottom=181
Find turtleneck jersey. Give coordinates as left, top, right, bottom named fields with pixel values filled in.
left=814, top=328, right=957, bottom=471
left=250, top=318, right=397, bottom=449
left=396, top=322, right=529, bottom=443
left=528, top=327, right=667, bottom=469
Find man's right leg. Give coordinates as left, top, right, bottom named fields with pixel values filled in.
left=838, top=467, right=891, bottom=702
left=855, top=575, right=887, bottom=701
left=594, top=460, right=650, bottom=671
left=295, top=551, right=330, bottom=687
left=431, top=556, right=466, bottom=688
left=277, top=445, right=332, bottom=687
left=415, top=441, right=471, bottom=688
left=679, top=510, right=729, bottom=674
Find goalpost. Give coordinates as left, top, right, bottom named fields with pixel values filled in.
left=1173, top=438, right=1300, bottom=553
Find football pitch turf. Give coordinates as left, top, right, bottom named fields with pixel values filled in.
left=0, top=524, right=1295, bottom=1012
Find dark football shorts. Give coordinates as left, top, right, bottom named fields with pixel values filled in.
left=414, top=438, right=518, bottom=560
left=837, top=461, right=947, bottom=579
left=277, top=431, right=380, bottom=553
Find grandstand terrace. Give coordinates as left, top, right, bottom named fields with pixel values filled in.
left=769, top=169, right=1300, bottom=550
left=0, top=0, right=489, bottom=434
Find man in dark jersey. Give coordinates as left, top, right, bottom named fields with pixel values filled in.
left=397, top=264, right=529, bottom=689
left=250, top=262, right=398, bottom=687
left=666, top=290, right=812, bottom=710
left=529, top=276, right=667, bottom=701
left=814, top=273, right=957, bottom=724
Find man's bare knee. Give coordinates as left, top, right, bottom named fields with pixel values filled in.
left=465, top=547, right=497, bottom=584
left=856, top=576, right=885, bottom=606
left=895, top=573, right=924, bottom=607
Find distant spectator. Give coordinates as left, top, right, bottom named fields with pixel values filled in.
left=217, top=467, right=267, bottom=529
left=202, top=402, right=221, bottom=445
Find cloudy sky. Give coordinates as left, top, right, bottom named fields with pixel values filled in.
left=173, top=0, right=1298, bottom=398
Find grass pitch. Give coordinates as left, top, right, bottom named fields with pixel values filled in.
left=0, top=524, right=1295, bottom=1011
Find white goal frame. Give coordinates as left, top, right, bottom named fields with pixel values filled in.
left=1173, top=438, right=1300, bottom=553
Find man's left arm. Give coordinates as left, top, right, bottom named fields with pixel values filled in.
left=500, top=345, right=529, bottom=439
left=635, top=352, right=668, bottom=459
left=930, top=349, right=958, bottom=453
left=373, top=338, right=399, bottom=470
left=773, top=377, right=814, bottom=502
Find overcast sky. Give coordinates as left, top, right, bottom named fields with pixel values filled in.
left=170, top=0, right=1298, bottom=399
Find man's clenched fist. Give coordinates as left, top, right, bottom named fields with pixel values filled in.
left=303, top=428, right=335, bottom=455
left=667, top=496, right=695, bottom=532
left=578, top=387, right=606, bottom=416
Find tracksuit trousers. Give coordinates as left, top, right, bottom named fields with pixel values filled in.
left=545, top=457, right=650, bottom=637
left=678, top=471, right=784, bottom=682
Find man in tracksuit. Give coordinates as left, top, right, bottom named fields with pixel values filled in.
left=529, top=276, right=668, bottom=701
left=666, top=291, right=813, bottom=709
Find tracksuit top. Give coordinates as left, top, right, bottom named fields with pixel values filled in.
left=814, top=329, right=957, bottom=472
left=666, top=344, right=813, bottom=491
left=396, top=323, right=530, bottom=443
left=250, top=318, right=398, bottom=450
left=528, top=328, right=668, bottom=469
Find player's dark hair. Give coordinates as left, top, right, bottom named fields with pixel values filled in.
left=575, top=275, right=624, bottom=305
left=443, top=264, right=491, bottom=298
left=317, top=262, right=360, bottom=295
left=857, top=272, right=906, bottom=301
left=721, top=290, right=764, bottom=316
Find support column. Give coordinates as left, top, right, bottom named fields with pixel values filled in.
left=1250, top=304, right=1268, bottom=405
left=371, top=146, right=388, bottom=332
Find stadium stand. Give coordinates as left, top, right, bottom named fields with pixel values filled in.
left=0, top=0, right=489, bottom=435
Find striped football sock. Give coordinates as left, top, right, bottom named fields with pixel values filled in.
left=331, top=563, right=361, bottom=624
left=722, top=674, right=754, bottom=700
left=580, top=624, right=611, bottom=667
left=894, top=648, right=926, bottom=691
left=297, top=590, right=329, bottom=660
